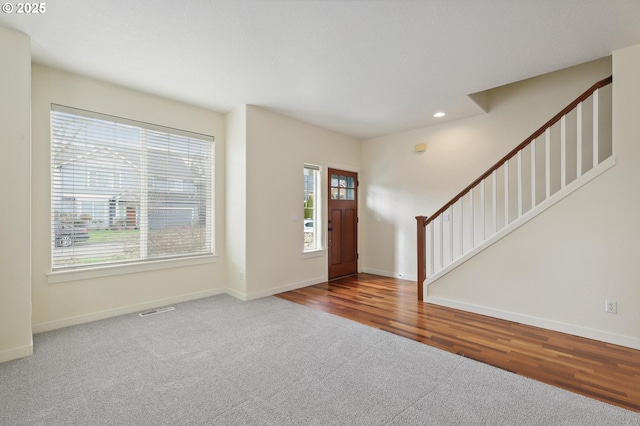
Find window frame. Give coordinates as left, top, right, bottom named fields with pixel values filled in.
left=49, top=104, right=216, bottom=278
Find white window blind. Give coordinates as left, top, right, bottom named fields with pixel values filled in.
left=51, top=105, right=215, bottom=271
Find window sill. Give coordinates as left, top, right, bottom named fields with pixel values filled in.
left=48, top=254, right=218, bottom=284
left=302, top=249, right=325, bottom=259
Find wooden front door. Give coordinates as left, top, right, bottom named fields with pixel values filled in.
left=328, top=168, right=358, bottom=279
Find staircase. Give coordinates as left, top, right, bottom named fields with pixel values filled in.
left=416, top=77, right=613, bottom=300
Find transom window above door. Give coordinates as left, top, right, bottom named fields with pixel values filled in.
left=330, top=173, right=356, bottom=200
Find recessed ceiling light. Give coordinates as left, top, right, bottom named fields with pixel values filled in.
left=434, top=112, right=445, bottom=118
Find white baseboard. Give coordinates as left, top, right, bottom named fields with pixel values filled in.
left=32, top=288, right=226, bottom=334
left=32, top=276, right=329, bottom=333
left=361, top=267, right=417, bottom=282
left=232, top=276, right=328, bottom=301
left=426, top=296, right=640, bottom=350
left=225, top=287, right=248, bottom=301
left=0, top=341, right=33, bottom=363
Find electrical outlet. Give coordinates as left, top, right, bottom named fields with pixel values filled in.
left=605, top=300, right=617, bottom=314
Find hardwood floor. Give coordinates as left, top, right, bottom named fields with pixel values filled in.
left=275, top=273, right=640, bottom=412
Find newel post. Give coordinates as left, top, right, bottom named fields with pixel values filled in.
left=416, top=216, right=427, bottom=301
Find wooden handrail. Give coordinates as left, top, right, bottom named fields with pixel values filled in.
left=423, top=75, right=612, bottom=227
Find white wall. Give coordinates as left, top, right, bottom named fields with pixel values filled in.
left=0, top=26, right=33, bottom=362
left=225, top=105, right=248, bottom=297
left=240, top=105, right=361, bottom=299
left=31, top=65, right=227, bottom=332
left=362, top=54, right=640, bottom=348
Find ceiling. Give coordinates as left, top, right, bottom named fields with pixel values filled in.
left=2, top=1, right=640, bottom=139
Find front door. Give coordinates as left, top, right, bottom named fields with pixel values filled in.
left=328, top=168, right=358, bottom=279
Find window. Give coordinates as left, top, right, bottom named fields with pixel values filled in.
left=303, top=165, right=321, bottom=251
left=51, top=105, right=215, bottom=271
left=330, top=173, right=356, bottom=200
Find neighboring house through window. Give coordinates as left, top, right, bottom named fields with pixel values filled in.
left=50, top=105, right=215, bottom=271
left=304, top=164, right=321, bottom=251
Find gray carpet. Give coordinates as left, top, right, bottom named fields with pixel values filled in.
left=0, top=295, right=638, bottom=425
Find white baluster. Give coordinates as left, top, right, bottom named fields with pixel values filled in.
left=424, top=223, right=429, bottom=278
left=577, top=102, right=583, bottom=178
left=459, top=197, right=464, bottom=256
left=504, top=161, right=509, bottom=227
left=593, top=89, right=599, bottom=168
left=531, top=140, right=536, bottom=208
left=439, top=215, right=444, bottom=270
left=470, top=189, right=475, bottom=249
left=449, top=206, right=454, bottom=264
left=428, top=222, right=434, bottom=277
left=517, top=150, right=523, bottom=217
left=480, top=179, right=486, bottom=241
left=561, top=115, right=566, bottom=189
left=545, top=128, right=551, bottom=199
left=492, top=170, right=497, bottom=234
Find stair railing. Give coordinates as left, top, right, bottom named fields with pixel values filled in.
left=416, top=76, right=613, bottom=300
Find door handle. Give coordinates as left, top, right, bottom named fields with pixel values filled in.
left=328, top=228, right=333, bottom=231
